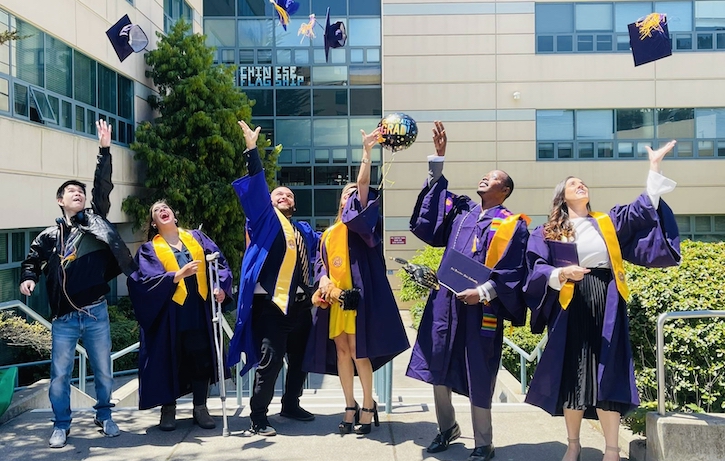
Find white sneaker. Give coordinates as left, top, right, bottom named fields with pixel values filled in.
left=94, top=418, right=120, bottom=437
left=48, top=427, right=69, bottom=448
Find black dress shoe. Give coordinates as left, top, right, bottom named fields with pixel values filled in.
left=467, top=444, right=495, bottom=461
left=279, top=405, right=315, bottom=422
left=426, top=422, right=461, bottom=453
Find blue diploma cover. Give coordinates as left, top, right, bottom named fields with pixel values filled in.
left=437, top=249, right=492, bottom=294
left=547, top=240, right=579, bottom=267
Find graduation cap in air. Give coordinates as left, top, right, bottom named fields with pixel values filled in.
left=106, top=14, right=149, bottom=62
left=271, top=0, right=299, bottom=31
left=628, top=13, right=672, bottom=66
left=324, top=7, right=347, bottom=63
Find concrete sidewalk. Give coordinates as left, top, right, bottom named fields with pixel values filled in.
left=0, top=312, right=632, bottom=461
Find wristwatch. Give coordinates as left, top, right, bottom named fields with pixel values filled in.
left=361, top=158, right=370, bottom=164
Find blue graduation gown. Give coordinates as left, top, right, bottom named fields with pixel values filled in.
left=303, top=190, right=410, bottom=375
left=127, top=230, right=233, bottom=410
left=227, top=169, right=319, bottom=375
left=405, top=176, right=529, bottom=408
left=524, top=193, right=680, bottom=416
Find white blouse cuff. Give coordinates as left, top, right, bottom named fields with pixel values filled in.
left=646, top=170, right=677, bottom=209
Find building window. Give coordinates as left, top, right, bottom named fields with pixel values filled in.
left=537, top=108, right=725, bottom=159
left=676, top=215, right=725, bottom=241
left=164, top=0, right=194, bottom=33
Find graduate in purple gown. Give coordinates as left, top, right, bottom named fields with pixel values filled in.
left=304, top=128, right=409, bottom=436
left=127, top=201, right=233, bottom=431
left=406, top=121, right=529, bottom=461
left=523, top=141, right=681, bottom=461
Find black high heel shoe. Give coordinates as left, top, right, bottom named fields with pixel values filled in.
left=354, top=401, right=379, bottom=435
left=338, top=402, right=360, bottom=435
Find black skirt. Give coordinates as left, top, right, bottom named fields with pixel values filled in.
left=557, top=268, right=630, bottom=419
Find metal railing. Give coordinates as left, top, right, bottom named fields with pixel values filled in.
left=502, top=333, right=548, bottom=394
left=656, top=310, right=725, bottom=415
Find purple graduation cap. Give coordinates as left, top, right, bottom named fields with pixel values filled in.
left=324, top=7, right=347, bottom=63
left=271, top=0, right=299, bottom=31
left=627, top=13, right=672, bottom=66
left=106, top=14, right=149, bottom=62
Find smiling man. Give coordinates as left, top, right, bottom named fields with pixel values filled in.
left=19, top=120, right=137, bottom=449
left=228, top=121, right=321, bottom=437
left=406, top=121, right=530, bottom=461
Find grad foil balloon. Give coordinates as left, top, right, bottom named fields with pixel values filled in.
left=377, top=113, right=418, bottom=152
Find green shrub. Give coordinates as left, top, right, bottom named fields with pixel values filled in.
left=624, top=240, right=725, bottom=434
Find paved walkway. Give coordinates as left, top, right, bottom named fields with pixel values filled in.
left=0, top=312, right=631, bottom=461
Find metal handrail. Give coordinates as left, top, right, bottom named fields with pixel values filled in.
left=502, top=333, right=548, bottom=393
left=656, top=310, right=725, bottom=415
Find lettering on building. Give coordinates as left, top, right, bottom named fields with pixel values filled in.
left=239, top=66, right=308, bottom=87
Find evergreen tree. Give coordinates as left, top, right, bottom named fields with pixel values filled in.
left=123, top=20, right=280, bottom=275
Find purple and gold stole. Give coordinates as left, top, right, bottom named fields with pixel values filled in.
left=152, top=229, right=208, bottom=305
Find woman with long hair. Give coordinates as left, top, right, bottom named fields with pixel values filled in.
left=304, top=128, right=409, bottom=435
left=127, top=201, right=233, bottom=431
left=523, top=141, right=681, bottom=461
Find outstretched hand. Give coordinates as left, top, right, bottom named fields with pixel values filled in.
left=361, top=127, right=381, bottom=152
left=237, top=120, right=261, bottom=150
left=432, top=120, right=447, bottom=156
left=97, top=119, right=112, bottom=148
left=646, top=140, right=676, bottom=172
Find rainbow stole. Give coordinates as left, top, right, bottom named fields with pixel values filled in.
left=320, top=222, right=353, bottom=310
left=152, top=230, right=208, bottom=305
left=478, top=210, right=530, bottom=336
left=558, top=212, right=630, bottom=310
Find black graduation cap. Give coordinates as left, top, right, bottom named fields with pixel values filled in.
left=628, top=13, right=672, bottom=66
left=106, top=14, right=149, bottom=62
left=324, top=7, right=347, bottom=63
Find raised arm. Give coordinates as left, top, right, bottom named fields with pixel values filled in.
left=358, top=127, right=381, bottom=208
left=91, top=119, right=113, bottom=218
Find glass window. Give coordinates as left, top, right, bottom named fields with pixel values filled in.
left=45, top=37, right=73, bottom=97
left=615, top=2, right=652, bottom=32
left=313, top=119, right=349, bottom=146
left=276, top=19, right=314, bottom=47
left=597, top=34, right=613, bottom=50
left=676, top=34, right=694, bottom=49
left=98, top=65, right=117, bottom=114
left=314, top=189, right=343, bottom=215
left=698, top=33, right=714, bottom=48
left=315, top=149, right=329, bottom=163
left=257, top=49, right=272, bottom=63
left=349, top=66, right=381, bottom=85
left=294, top=49, right=309, bottom=64
left=312, top=66, right=347, bottom=85
left=278, top=149, right=292, bottom=164
left=205, top=19, right=236, bottom=47
left=675, top=215, right=692, bottom=232
left=677, top=140, right=694, bottom=157
left=696, top=1, right=725, bottom=30
left=698, top=140, right=714, bottom=156
left=366, top=49, right=380, bottom=63
left=279, top=166, right=311, bottom=186
left=350, top=89, right=381, bottom=116
left=14, top=83, right=28, bottom=116
left=715, top=215, right=725, bottom=231
left=350, top=1, right=381, bottom=15
left=618, top=142, right=634, bottom=157
left=87, top=109, right=96, bottom=134
left=577, top=35, right=594, bottom=51
left=576, top=110, right=614, bottom=139
left=655, top=1, right=693, bottom=31
left=238, top=0, right=267, bottom=16
left=292, top=189, right=312, bottom=216
left=536, top=4, right=574, bottom=33
left=245, top=89, right=274, bottom=116
left=578, top=142, right=594, bottom=158
left=239, top=49, right=255, bottom=63
left=312, top=0, right=346, bottom=16
left=349, top=19, right=381, bottom=46
left=313, top=89, right=347, bottom=116
left=558, top=143, right=573, bottom=158
left=656, top=108, right=695, bottom=139
left=616, top=109, right=654, bottom=138
left=538, top=142, right=555, bottom=158
left=558, top=35, right=574, bottom=51
left=277, top=49, right=292, bottom=64
left=538, top=35, right=554, bottom=52
left=205, top=0, right=236, bottom=16
left=295, top=149, right=310, bottom=163
left=537, top=110, right=574, bottom=140
left=76, top=105, right=85, bottom=133
left=315, top=166, right=349, bottom=185
left=695, top=215, right=712, bottom=231
left=351, top=49, right=364, bottom=63
left=15, top=21, right=44, bottom=87
left=29, top=87, right=56, bottom=123
left=696, top=108, right=725, bottom=137
left=332, top=148, right=347, bottom=163
left=0, top=14, right=9, bottom=74
left=575, top=4, right=613, bottom=31
left=0, top=77, right=8, bottom=112
left=0, top=234, right=6, bottom=263
left=349, top=118, right=380, bottom=143
left=276, top=119, right=311, bottom=147
left=118, top=75, right=133, bottom=119
left=238, top=19, right=274, bottom=46
left=276, top=89, right=310, bottom=116
left=598, top=142, right=614, bottom=158
left=74, top=51, right=97, bottom=106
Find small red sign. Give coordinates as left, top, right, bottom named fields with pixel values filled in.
left=390, top=236, right=406, bottom=245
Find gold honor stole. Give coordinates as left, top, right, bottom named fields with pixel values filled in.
left=479, top=213, right=530, bottom=334
left=152, top=230, right=208, bottom=305
left=558, top=212, right=630, bottom=310
left=271, top=207, right=299, bottom=314
left=321, top=222, right=354, bottom=309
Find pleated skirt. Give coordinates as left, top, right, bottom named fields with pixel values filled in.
left=558, top=268, right=630, bottom=417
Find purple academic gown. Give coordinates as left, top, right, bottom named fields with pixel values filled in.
left=303, top=190, right=410, bottom=375
left=524, top=194, right=680, bottom=417
left=405, top=176, right=529, bottom=408
left=127, top=230, right=233, bottom=410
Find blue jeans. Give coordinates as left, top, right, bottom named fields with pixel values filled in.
left=50, top=299, right=114, bottom=430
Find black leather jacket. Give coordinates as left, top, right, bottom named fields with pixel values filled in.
left=20, top=147, right=137, bottom=317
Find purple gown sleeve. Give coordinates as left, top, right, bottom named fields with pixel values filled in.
left=127, top=243, right=177, bottom=332
left=523, top=227, right=559, bottom=334
left=409, top=176, right=456, bottom=247
left=342, top=190, right=381, bottom=248
left=609, top=193, right=681, bottom=268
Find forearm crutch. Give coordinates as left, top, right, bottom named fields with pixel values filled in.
left=206, top=251, right=230, bottom=437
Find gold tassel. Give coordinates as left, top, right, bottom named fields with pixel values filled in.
left=270, top=0, right=290, bottom=26
left=637, top=13, right=665, bottom=40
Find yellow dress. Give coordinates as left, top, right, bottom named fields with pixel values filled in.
left=329, top=299, right=356, bottom=339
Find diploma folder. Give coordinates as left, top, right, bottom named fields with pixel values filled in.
left=547, top=240, right=579, bottom=267
left=436, top=249, right=491, bottom=294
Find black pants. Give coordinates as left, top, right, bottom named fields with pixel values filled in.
left=249, top=294, right=312, bottom=425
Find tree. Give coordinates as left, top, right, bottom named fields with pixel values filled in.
left=0, top=30, right=29, bottom=45
left=123, top=19, right=280, bottom=275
